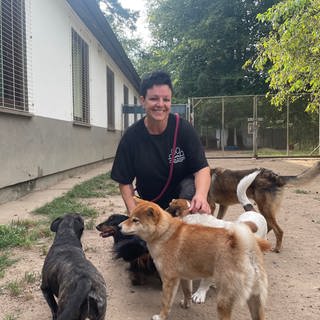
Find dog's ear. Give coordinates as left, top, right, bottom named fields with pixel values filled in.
left=74, top=214, right=84, bottom=237
left=146, top=205, right=162, bottom=223
left=146, top=206, right=155, bottom=218
left=50, top=217, right=62, bottom=232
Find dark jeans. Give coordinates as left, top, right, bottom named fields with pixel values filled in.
left=174, top=175, right=195, bottom=200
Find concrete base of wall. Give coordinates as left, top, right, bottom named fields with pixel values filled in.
left=0, top=158, right=113, bottom=205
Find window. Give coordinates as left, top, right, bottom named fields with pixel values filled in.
left=0, top=0, right=28, bottom=111
left=106, top=66, right=115, bottom=130
left=123, top=84, right=129, bottom=129
left=72, top=29, right=89, bottom=124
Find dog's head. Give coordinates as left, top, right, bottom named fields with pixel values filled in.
left=96, top=214, right=128, bottom=238
left=50, top=213, right=84, bottom=239
left=166, top=198, right=191, bottom=217
left=120, top=198, right=171, bottom=241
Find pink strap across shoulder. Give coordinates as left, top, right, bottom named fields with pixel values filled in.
left=151, top=113, right=180, bottom=202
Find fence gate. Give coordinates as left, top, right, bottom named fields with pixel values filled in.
left=189, top=95, right=320, bottom=158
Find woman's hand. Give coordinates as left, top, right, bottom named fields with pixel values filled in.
left=190, top=166, right=211, bottom=213
left=189, top=193, right=211, bottom=213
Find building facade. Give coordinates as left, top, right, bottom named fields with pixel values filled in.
left=0, top=0, right=140, bottom=202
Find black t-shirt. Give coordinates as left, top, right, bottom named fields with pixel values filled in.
left=111, top=113, right=208, bottom=208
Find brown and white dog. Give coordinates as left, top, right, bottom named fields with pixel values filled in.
left=120, top=198, right=270, bottom=320
left=167, top=171, right=268, bottom=304
left=208, top=161, right=320, bottom=252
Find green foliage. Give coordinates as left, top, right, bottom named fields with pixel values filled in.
left=67, top=173, right=118, bottom=198
left=34, top=196, right=98, bottom=220
left=6, top=280, right=22, bottom=297
left=23, top=271, right=38, bottom=284
left=34, top=172, right=118, bottom=220
left=98, top=0, right=143, bottom=62
left=0, top=253, right=18, bottom=278
left=0, top=223, right=33, bottom=249
left=249, top=0, right=320, bottom=112
left=3, top=315, right=18, bottom=320
left=135, top=0, right=278, bottom=99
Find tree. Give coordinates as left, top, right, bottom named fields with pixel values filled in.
left=249, top=0, right=320, bottom=112
left=137, top=0, right=278, bottom=100
left=98, top=0, right=143, bottom=63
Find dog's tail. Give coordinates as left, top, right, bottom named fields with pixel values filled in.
left=256, top=237, right=272, bottom=252
left=232, top=223, right=271, bottom=253
left=281, top=161, right=320, bottom=186
left=236, top=170, right=261, bottom=211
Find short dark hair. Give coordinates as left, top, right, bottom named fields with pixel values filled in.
left=139, top=70, right=173, bottom=98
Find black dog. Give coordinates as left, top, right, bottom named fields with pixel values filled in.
left=96, top=214, right=157, bottom=285
left=41, top=213, right=107, bottom=320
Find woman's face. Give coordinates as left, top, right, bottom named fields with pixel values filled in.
left=140, top=84, right=172, bottom=122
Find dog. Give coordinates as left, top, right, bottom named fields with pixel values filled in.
left=96, top=214, right=157, bottom=285
left=120, top=198, right=270, bottom=320
left=168, top=171, right=267, bottom=239
left=41, top=213, right=107, bottom=320
left=208, top=161, right=320, bottom=252
left=167, top=171, right=268, bottom=304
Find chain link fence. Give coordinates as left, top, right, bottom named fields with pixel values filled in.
left=189, top=95, right=320, bottom=158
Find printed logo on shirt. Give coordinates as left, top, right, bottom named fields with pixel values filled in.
left=168, top=147, right=186, bottom=164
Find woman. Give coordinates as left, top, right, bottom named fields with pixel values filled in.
left=111, top=70, right=211, bottom=214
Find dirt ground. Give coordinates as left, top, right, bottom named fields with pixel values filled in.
left=0, top=158, right=320, bottom=320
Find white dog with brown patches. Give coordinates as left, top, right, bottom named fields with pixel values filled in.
left=120, top=198, right=270, bottom=320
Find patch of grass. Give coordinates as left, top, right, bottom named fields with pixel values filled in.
left=24, top=271, right=38, bottom=284
left=40, top=244, right=48, bottom=256
left=0, top=220, right=50, bottom=250
left=85, top=218, right=96, bottom=230
left=67, top=173, right=118, bottom=198
left=6, top=280, right=22, bottom=297
left=3, top=272, right=40, bottom=297
left=34, top=196, right=98, bottom=220
left=0, top=253, right=18, bottom=278
left=0, top=224, right=30, bottom=249
left=294, top=189, right=309, bottom=194
left=3, top=314, right=18, bottom=320
left=34, top=172, right=118, bottom=220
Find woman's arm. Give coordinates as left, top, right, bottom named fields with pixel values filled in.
left=119, top=183, right=137, bottom=215
left=190, top=166, right=211, bottom=213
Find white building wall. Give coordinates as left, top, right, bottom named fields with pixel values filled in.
left=30, top=0, right=139, bottom=128
left=0, top=0, right=140, bottom=199
left=31, top=0, right=73, bottom=121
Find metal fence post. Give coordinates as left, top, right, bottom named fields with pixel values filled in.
left=252, top=96, right=258, bottom=158
left=221, top=97, right=225, bottom=155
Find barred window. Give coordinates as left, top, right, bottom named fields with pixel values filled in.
left=72, top=29, right=89, bottom=124
left=0, top=0, right=29, bottom=111
left=106, top=66, right=115, bottom=130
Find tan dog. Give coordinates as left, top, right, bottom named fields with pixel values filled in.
left=208, top=161, right=320, bottom=252
left=167, top=171, right=269, bottom=304
left=120, top=198, right=270, bottom=320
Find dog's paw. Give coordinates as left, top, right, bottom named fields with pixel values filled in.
left=272, top=246, right=281, bottom=253
left=180, top=298, right=191, bottom=309
left=192, top=290, right=207, bottom=304
left=151, top=315, right=163, bottom=320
